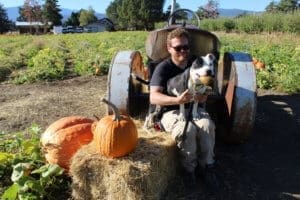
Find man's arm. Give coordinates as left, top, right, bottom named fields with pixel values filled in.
left=150, top=86, right=193, bottom=106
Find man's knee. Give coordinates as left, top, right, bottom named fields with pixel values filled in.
left=194, top=118, right=215, bottom=133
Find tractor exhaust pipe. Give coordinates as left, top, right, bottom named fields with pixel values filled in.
left=170, top=0, right=176, bottom=24
left=171, top=0, right=176, bottom=14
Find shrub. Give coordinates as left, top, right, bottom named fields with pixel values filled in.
left=13, top=48, right=67, bottom=84
left=223, top=19, right=236, bottom=33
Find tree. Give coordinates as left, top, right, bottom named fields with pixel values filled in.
left=139, top=0, right=165, bottom=30
left=16, top=6, right=26, bottom=21
left=163, top=2, right=180, bottom=21
left=196, top=0, right=219, bottom=19
left=42, top=0, right=62, bottom=26
left=22, top=0, right=43, bottom=22
left=265, top=1, right=279, bottom=12
left=0, top=4, right=11, bottom=33
left=64, top=11, right=80, bottom=26
left=278, top=0, right=298, bottom=12
left=106, top=0, right=121, bottom=25
left=265, top=0, right=299, bottom=12
left=79, top=7, right=97, bottom=26
left=106, top=0, right=164, bottom=30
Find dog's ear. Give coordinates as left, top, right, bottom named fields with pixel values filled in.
left=208, top=53, right=215, bottom=61
left=192, top=57, right=203, bottom=68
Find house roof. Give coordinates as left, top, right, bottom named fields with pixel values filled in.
left=16, top=21, right=52, bottom=26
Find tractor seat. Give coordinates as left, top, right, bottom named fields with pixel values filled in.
left=145, top=26, right=221, bottom=62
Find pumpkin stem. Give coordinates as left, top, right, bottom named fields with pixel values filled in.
left=101, top=98, right=122, bottom=121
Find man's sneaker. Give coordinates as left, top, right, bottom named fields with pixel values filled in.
left=204, top=163, right=220, bottom=194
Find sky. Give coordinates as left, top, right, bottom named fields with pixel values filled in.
left=1, top=0, right=272, bottom=13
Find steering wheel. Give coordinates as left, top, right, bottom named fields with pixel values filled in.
left=167, top=9, right=201, bottom=27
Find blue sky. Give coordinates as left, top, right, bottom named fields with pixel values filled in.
left=1, top=0, right=272, bottom=13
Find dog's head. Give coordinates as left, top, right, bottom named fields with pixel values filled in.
left=189, top=53, right=215, bottom=86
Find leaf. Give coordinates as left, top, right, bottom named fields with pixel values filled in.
left=41, top=164, right=64, bottom=178
left=18, top=193, right=39, bottom=200
left=23, top=179, right=44, bottom=194
left=31, top=164, right=49, bottom=174
left=1, top=183, right=19, bottom=200
left=22, top=141, right=36, bottom=155
left=11, top=163, right=32, bottom=182
left=0, top=152, right=14, bottom=164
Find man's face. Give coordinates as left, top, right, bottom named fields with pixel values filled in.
left=167, top=36, right=190, bottom=65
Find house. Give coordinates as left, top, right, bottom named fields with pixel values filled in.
left=53, top=26, right=63, bottom=34
left=15, top=21, right=52, bottom=34
left=84, top=18, right=114, bottom=32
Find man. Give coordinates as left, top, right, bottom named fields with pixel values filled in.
left=149, top=27, right=218, bottom=190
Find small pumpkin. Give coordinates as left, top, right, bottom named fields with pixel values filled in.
left=93, top=98, right=138, bottom=158
left=252, top=57, right=258, bottom=65
left=41, top=116, right=94, bottom=170
left=255, top=61, right=266, bottom=70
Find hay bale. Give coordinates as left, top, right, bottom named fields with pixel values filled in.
left=70, top=126, right=177, bottom=200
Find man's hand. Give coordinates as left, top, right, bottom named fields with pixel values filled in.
left=177, top=89, right=193, bottom=104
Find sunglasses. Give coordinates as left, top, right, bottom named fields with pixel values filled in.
left=171, top=45, right=190, bottom=52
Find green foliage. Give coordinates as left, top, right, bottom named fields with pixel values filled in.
left=42, top=0, right=63, bottom=26
left=0, top=124, right=71, bottom=199
left=106, top=0, right=164, bottom=30
left=218, top=32, right=300, bottom=93
left=0, top=4, right=11, bottom=33
left=0, top=31, right=299, bottom=93
left=79, top=7, right=97, bottom=26
left=64, top=11, right=80, bottom=26
left=14, top=47, right=67, bottom=84
left=236, top=15, right=264, bottom=33
left=201, top=10, right=300, bottom=34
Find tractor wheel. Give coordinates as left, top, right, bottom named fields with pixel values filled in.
left=107, top=50, right=148, bottom=117
left=217, top=52, right=257, bottom=144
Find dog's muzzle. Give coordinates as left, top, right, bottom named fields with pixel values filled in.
left=199, top=75, right=214, bottom=87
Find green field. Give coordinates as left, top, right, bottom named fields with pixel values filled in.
left=0, top=31, right=299, bottom=93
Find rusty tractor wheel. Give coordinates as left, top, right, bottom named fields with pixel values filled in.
left=107, top=50, right=149, bottom=117
left=217, top=52, right=257, bottom=144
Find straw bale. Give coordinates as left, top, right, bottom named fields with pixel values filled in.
left=70, top=126, right=178, bottom=200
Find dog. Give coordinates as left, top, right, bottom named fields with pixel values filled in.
left=143, top=53, right=215, bottom=133
left=167, top=53, right=215, bottom=121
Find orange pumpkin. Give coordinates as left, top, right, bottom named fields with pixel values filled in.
left=252, top=57, right=258, bottom=65
left=93, top=98, right=138, bottom=158
left=255, top=61, right=266, bottom=70
left=41, top=116, right=94, bottom=170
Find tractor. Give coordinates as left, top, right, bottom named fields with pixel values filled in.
left=106, top=8, right=256, bottom=144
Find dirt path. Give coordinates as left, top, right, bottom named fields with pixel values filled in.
left=0, top=75, right=107, bottom=133
left=1, top=75, right=299, bottom=199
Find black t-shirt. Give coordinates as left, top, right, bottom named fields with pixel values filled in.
left=150, top=57, right=195, bottom=111
left=150, top=58, right=185, bottom=93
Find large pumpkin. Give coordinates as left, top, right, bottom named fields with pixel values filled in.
left=93, top=98, right=138, bottom=158
left=41, top=116, right=94, bottom=170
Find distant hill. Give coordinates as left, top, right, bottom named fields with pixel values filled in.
left=5, top=6, right=258, bottom=22
left=218, top=8, right=260, bottom=17
left=5, top=7, right=106, bottom=22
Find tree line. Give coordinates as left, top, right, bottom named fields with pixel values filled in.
left=0, top=0, right=299, bottom=34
